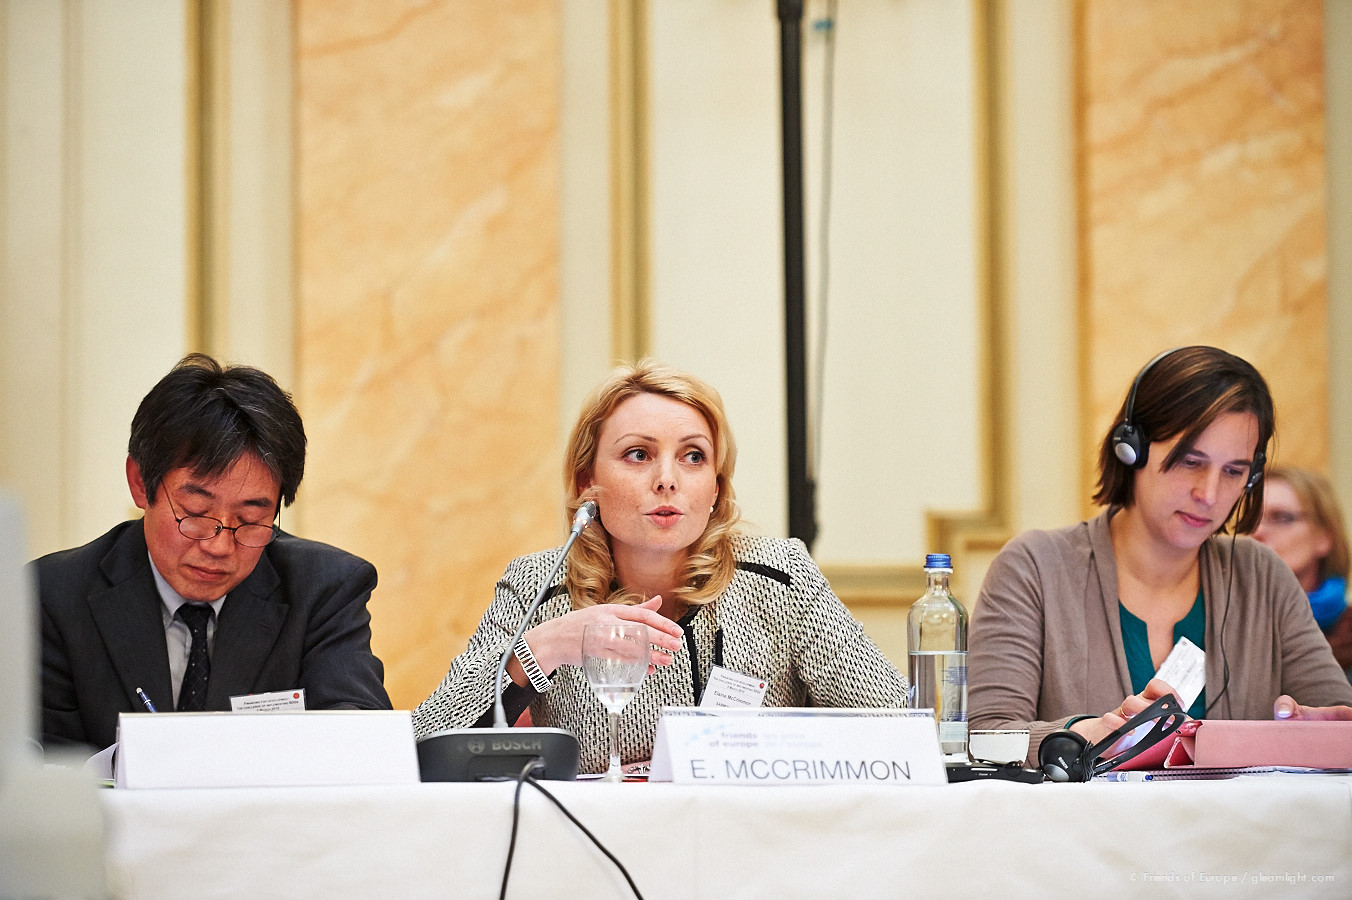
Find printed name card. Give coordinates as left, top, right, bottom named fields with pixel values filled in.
left=230, top=688, right=306, bottom=712
left=115, top=710, right=419, bottom=789
left=649, top=707, right=946, bottom=786
left=699, top=666, right=768, bottom=708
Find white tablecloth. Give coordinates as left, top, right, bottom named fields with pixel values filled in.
left=102, top=776, right=1352, bottom=899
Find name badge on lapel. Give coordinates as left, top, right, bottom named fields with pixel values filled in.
left=230, top=688, right=306, bottom=712
left=700, top=665, right=768, bottom=708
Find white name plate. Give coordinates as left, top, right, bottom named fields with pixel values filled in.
left=115, top=710, right=419, bottom=789
left=649, top=707, right=946, bottom=786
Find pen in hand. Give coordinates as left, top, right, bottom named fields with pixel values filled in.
left=135, top=687, right=158, bottom=713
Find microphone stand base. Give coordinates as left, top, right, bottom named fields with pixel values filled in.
left=416, top=727, right=581, bottom=782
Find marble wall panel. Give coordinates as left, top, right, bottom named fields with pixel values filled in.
left=1080, top=0, right=1328, bottom=507
left=295, top=1, right=562, bottom=709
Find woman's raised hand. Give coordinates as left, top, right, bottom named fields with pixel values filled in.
left=522, top=595, right=685, bottom=677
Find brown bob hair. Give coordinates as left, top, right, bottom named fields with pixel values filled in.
left=1093, top=346, right=1274, bottom=534
left=561, top=360, right=741, bottom=609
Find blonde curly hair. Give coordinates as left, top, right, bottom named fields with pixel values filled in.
left=563, top=360, right=741, bottom=610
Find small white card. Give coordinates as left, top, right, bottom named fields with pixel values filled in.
left=699, top=666, right=768, bottom=708
left=1154, top=636, right=1205, bottom=711
left=230, top=688, right=306, bottom=712
left=649, top=707, right=946, bottom=786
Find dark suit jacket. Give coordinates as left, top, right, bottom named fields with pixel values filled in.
left=37, top=520, right=391, bottom=750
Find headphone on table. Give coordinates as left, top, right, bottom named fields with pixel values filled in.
left=1109, top=347, right=1265, bottom=493
left=1038, top=693, right=1187, bottom=782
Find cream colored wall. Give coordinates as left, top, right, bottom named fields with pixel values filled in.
left=998, top=1, right=1081, bottom=537
left=638, top=2, right=988, bottom=656
left=559, top=0, right=614, bottom=432
left=643, top=0, right=985, bottom=570
left=0, top=0, right=191, bottom=557
left=198, top=0, right=295, bottom=385
left=643, top=0, right=789, bottom=538
left=631, top=0, right=1006, bottom=670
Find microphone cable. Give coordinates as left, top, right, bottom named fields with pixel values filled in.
left=499, top=758, right=645, bottom=900
left=499, top=758, right=541, bottom=900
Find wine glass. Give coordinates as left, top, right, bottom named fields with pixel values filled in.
left=581, top=622, right=650, bottom=782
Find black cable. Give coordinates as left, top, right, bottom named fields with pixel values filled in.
left=524, top=777, right=645, bottom=900
left=498, top=758, right=542, bottom=900
left=1203, top=530, right=1237, bottom=716
left=809, top=0, right=839, bottom=479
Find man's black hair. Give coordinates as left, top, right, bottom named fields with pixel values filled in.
left=128, top=353, right=306, bottom=507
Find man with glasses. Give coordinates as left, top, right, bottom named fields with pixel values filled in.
left=36, top=354, right=391, bottom=751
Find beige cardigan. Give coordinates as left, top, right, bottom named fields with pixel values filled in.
left=969, top=509, right=1352, bottom=764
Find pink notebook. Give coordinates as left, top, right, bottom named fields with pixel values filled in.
left=1112, top=719, right=1352, bottom=772
left=1159, top=720, right=1352, bottom=770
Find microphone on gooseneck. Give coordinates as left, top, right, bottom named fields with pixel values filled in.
left=572, top=499, right=601, bottom=534
left=416, top=501, right=599, bottom=782
left=491, top=500, right=599, bottom=728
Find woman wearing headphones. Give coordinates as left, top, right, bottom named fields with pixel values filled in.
left=968, top=346, right=1352, bottom=767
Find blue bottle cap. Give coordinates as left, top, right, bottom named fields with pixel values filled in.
left=924, top=553, right=952, bottom=569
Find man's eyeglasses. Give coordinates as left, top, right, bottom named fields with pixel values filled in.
left=162, top=490, right=280, bottom=549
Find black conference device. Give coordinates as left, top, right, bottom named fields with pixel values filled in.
left=416, top=502, right=599, bottom=782
left=416, top=727, right=580, bottom=782
left=945, top=762, right=1043, bottom=784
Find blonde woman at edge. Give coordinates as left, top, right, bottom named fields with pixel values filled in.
left=414, top=360, right=908, bottom=773
left=1255, top=466, right=1352, bottom=680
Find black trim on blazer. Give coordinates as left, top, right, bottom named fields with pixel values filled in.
left=677, top=562, right=788, bottom=703
left=736, top=560, right=791, bottom=586
left=678, top=606, right=704, bottom=702
left=679, top=610, right=728, bottom=703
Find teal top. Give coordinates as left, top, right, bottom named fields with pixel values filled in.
left=1119, top=591, right=1206, bottom=719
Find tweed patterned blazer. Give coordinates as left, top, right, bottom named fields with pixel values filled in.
left=414, top=534, right=909, bottom=773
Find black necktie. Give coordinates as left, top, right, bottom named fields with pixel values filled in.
left=176, top=603, right=213, bottom=712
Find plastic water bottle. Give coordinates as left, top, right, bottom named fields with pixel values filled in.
left=907, top=553, right=969, bottom=760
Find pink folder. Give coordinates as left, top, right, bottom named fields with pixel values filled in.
left=1111, top=718, right=1352, bottom=772
left=1164, top=720, right=1352, bottom=769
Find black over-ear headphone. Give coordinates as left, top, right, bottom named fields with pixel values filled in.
left=1245, top=450, right=1266, bottom=493
left=1109, top=347, right=1265, bottom=493
left=1038, top=730, right=1094, bottom=783
left=1110, top=348, right=1180, bottom=469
